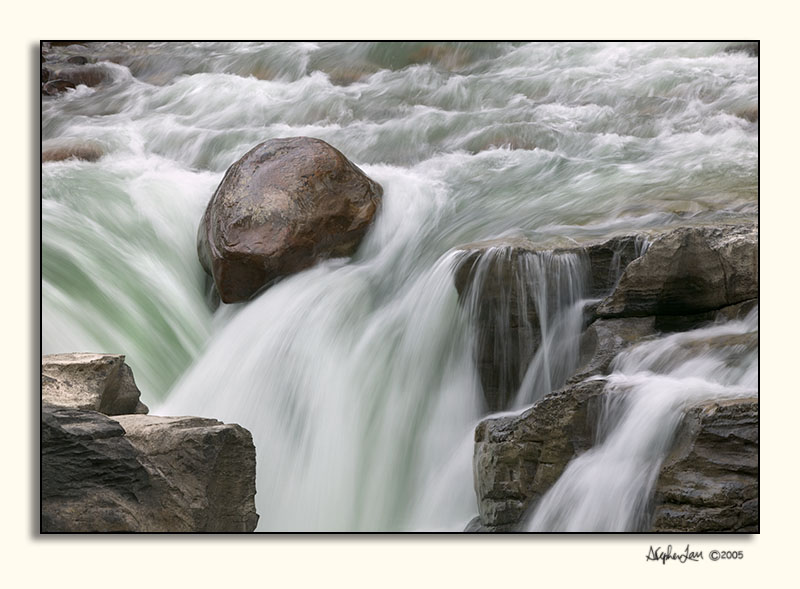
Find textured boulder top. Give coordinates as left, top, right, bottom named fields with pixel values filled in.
left=41, top=352, right=149, bottom=416
left=198, top=136, right=383, bottom=303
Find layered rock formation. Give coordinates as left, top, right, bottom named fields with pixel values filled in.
left=197, top=137, right=383, bottom=303
left=473, top=380, right=606, bottom=531
left=41, top=353, right=259, bottom=532
left=650, top=397, right=758, bottom=532
left=596, top=223, right=758, bottom=318
left=461, top=222, right=758, bottom=532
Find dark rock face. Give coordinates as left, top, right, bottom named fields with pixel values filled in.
left=725, top=42, right=759, bottom=57
left=41, top=352, right=259, bottom=532
left=596, top=223, right=758, bottom=318
left=568, top=316, right=658, bottom=383
left=650, top=397, right=758, bottom=532
left=197, top=137, right=383, bottom=303
left=473, top=380, right=606, bottom=530
left=42, top=406, right=181, bottom=532
left=41, top=407, right=259, bottom=532
left=42, top=353, right=148, bottom=416
left=453, top=234, right=644, bottom=411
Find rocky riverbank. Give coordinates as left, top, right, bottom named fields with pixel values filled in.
left=41, top=353, right=259, bottom=532
left=457, top=221, right=758, bottom=532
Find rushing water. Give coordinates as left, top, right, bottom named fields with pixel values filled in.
left=527, top=307, right=758, bottom=532
left=42, top=42, right=758, bottom=531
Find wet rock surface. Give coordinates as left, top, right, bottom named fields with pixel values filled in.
left=650, top=397, right=758, bottom=532
left=465, top=223, right=758, bottom=532
left=197, top=137, right=383, bottom=303
left=42, top=138, right=105, bottom=163
left=453, top=233, right=645, bottom=411
left=473, top=380, right=606, bottom=530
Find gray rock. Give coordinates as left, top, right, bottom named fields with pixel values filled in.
left=725, top=42, right=759, bottom=57
left=568, top=316, right=658, bottom=383
left=41, top=353, right=148, bottom=416
left=596, top=223, right=758, bottom=318
left=473, top=380, right=606, bottom=529
left=197, top=137, right=383, bottom=303
left=41, top=407, right=259, bottom=532
left=112, top=414, right=259, bottom=532
left=650, top=397, right=758, bottom=532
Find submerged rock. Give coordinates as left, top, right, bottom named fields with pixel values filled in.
left=650, top=397, right=758, bottom=532
left=596, top=223, right=758, bottom=318
left=42, top=407, right=259, bottom=532
left=42, top=79, right=76, bottom=95
left=42, top=138, right=104, bottom=163
left=42, top=353, right=148, bottom=415
left=197, top=137, right=383, bottom=303
left=45, top=63, right=110, bottom=88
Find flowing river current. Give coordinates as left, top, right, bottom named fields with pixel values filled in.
left=42, top=42, right=758, bottom=532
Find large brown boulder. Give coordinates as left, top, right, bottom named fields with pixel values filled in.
left=197, top=137, right=383, bottom=303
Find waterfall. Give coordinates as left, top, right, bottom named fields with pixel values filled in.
left=42, top=41, right=758, bottom=532
left=527, top=307, right=758, bottom=532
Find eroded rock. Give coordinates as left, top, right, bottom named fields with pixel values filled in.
left=112, top=415, right=260, bottom=532
left=197, top=137, right=383, bottom=303
left=42, top=405, right=183, bottom=532
left=45, top=63, right=110, bottom=88
left=650, top=397, right=758, bottom=532
left=473, top=380, right=606, bottom=530
left=568, top=316, right=658, bottom=383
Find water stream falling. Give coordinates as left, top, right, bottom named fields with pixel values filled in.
left=527, top=307, right=758, bottom=532
left=42, top=42, right=758, bottom=531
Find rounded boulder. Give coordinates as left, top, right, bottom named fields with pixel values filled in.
left=197, top=137, right=383, bottom=303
